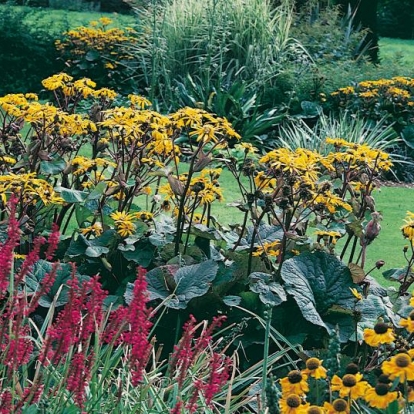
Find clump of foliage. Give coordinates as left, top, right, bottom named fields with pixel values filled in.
left=56, top=17, right=139, bottom=91
left=330, top=76, right=414, bottom=128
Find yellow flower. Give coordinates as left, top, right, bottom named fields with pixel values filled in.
left=279, top=394, right=309, bottom=414
left=280, top=370, right=309, bottom=397
left=401, top=213, right=414, bottom=242
left=116, top=221, right=136, bottom=238
left=381, top=353, right=414, bottom=383
left=128, top=94, right=152, bottom=109
left=0, top=156, right=16, bottom=165
left=303, top=406, right=325, bottom=414
left=349, top=288, right=363, bottom=301
left=302, top=358, right=327, bottom=379
left=80, top=222, right=103, bottom=237
left=134, top=211, right=153, bottom=222
left=323, top=399, right=349, bottom=414
left=399, top=310, right=414, bottom=333
left=363, top=322, right=395, bottom=347
left=330, top=373, right=368, bottom=399
left=252, top=240, right=281, bottom=257
left=365, top=383, right=399, bottom=409
left=110, top=211, right=134, bottom=223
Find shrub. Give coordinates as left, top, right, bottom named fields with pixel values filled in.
left=56, top=17, right=140, bottom=92
left=0, top=6, right=62, bottom=94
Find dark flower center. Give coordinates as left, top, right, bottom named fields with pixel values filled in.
left=342, top=374, right=357, bottom=387
left=345, top=363, right=359, bottom=375
left=306, top=358, right=321, bottom=370
left=333, top=399, right=348, bottom=412
left=286, top=394, right=301, bottom=408
left=378, top=374, right=391, bottom=384
left=288, top=370, right=303, bottom=384
left=308, top=406, right=323, bottom=414
left=395, top=353, right=410, bottom=368
left=375, top=383, right=389, bottom=396
left=374, top=322, right=389, bottom=334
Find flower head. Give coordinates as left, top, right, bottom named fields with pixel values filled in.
left=363, top=322, right=395, bottom=347
left=279, top=394, right=309, bottom=414
left=330, top=373, right=368, bottom=399
left=399, top=310, right=414, bottom=333
left=324, top=399, right=349, bottom=414
left=365, top=383, right=399, bottom=409
left=280, top=370, right=309, bottom=396
left=302, top=357, right=327, bottom=379
left=381, top=353, right=414, bottom=383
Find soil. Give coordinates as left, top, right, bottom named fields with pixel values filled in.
left=379, top=180, right=414, bottom=189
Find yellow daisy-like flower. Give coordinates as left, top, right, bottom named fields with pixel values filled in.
left=252, top=240, right=281, bottom=257
left=303, top=406, right=325, bottom=414
left=363, top=322, right=395, bottom=347
left=349, top=288, right=363, bottom=301
left=279, top=394, right=309, bottom=414
left=365, top=383, right=399, bottom=409
left=330, top=373, right=368, bottom=399
left=302, top=358, right=327, bottom=379
left=399, top=310, right=414, bottom=333
left=110, top=211, right=133, bottom=222
left=280, top=370, right=309, bottom=397
left=116, top=221, right=136, bottom=238
left=323, top=399, right=349, bottom=414
left=80, top=222, right=103, bottom=237
left=401, top=213, right=414, bottom=242
left=382, top=353, right=414, bottom=383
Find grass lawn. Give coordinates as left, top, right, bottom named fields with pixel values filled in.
left=214, top=169, right=414, bottom=288
left=379, top=37, right=414, bottom=68
left=0, top=4, right=136, bottom=38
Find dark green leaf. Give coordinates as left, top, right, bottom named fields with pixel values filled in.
left=249, top=272, right=287, bottom=306
left=402, top=125, right=414, bottom=149
left=87, top=181, right=107, bottom=200
left=40, top=158, right=66, bottom=175
left=26, top=260, right=90, bottom=307
left=223, top=295, right=242, bottom=306
left=281, top=251, right=355, bottom=332
left=58, top=187, right=89, bottom=203
left=85, top=50, right=100, bottom=61
left=85, top=245, right=109, bottom=258
left=66, top=234, right=91, bottom=257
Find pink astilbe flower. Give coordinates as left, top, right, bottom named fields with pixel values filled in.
left=104, top=267, right=153, bottom=386
left=40, top=272, right=107, bottom=365
left=170, top=400, right=184, bottom=414
left=66, top=351, right=93, bottom=407
left=0, top=390, right=12, bottom=414
left=203, top=353, right=231, bottom=405
left=1, top=324, right=34, bottom=371
left=169, top=315, right=227, bottom=388
left=44, top=223, right=60, bottom=260
left=0, top=197, right=20, bottom=299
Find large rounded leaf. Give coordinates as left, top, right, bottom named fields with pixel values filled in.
left=281, top=251, right=355, bottom=332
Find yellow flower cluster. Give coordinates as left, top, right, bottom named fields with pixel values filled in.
left=0, top=173, right=63, bottom=206
left=278, top=345, right=414, bottom=414
left=331, top=77, right=414, bottom=115
left=55, top=18, right=138, bottom=70
left=401, top=211, right=414, bottom=243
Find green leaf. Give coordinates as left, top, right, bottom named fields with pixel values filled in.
left=26, top=260, right=90, bottom=307
left=40, top=158, right=66, bottom=175
left=249, top=272, right=287, bottom=306
left=87, top=181, right=107, bottom=200
left=66, top=234, right=91, bottom=257
left=140, top=260, right=218, bottom=309
left=75, top=205, right=94, bottom=226
left=85, top=50, right=100, bottom=61
left=120, top=240, right=155, bottom=267
left=223, top=295, right=241, bottom=306
left=85, top=245, right=109, bottom=258
left=58, top=187, right=89, bottom=203
left=402, top=125, right=414, bottom=149
left=281, top=251, right=355, bottom=332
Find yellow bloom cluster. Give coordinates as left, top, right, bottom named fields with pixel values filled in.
left=278, top=345, right=414, bottom=414
left=0, top=173, right=63, bottom=206
left=56, top=18, right=138, bottom=71
left=401, top=211, right=414, bottom=243
left=331, top=77, right=414, bottom=117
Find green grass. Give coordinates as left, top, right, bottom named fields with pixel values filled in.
left=215, top=169, right=414, bottom=287
left=0, top=4, right=136, bottom=38
left=379, top=37, right=414, bottom=68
